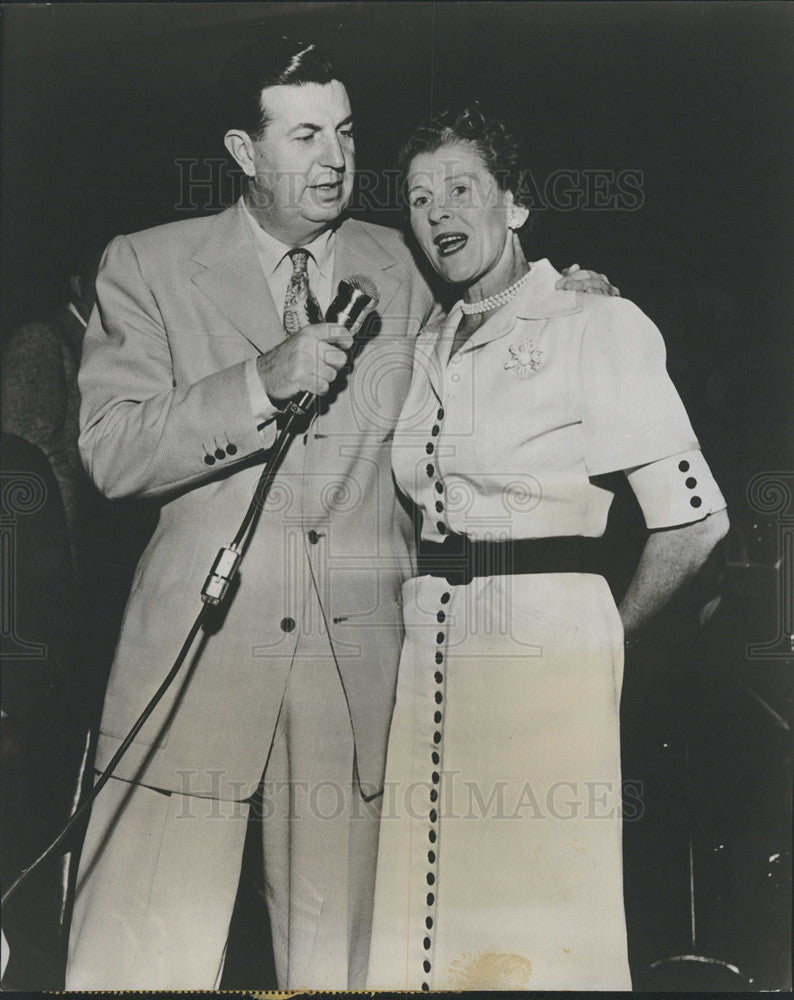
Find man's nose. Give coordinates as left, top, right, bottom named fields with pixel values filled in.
left=319, top=134, right=346, bottom=171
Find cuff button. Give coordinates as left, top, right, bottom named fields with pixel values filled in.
left=226, top=443, right=238, bottom=455
left=204, top=454, right=216, bottom=465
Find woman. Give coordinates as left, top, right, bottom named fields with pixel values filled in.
left=366, top=108, right=729, bottom=991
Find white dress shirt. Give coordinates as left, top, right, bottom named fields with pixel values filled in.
left=239, top=196, right=336, bottom=428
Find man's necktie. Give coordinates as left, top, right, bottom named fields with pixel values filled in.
left=283, top=248, right=323, bottom=335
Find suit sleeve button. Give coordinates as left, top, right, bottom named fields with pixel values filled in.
left=226, top=443, right=238, bottom=455
left=204, top=454, right=216, bottom=465
left=214, top=448, right=225, bottom=460
left=280, top=617, right=296, bottom=632
left=308, top=530, right=320, bottom=545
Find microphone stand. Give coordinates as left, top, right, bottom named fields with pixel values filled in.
left=1, top=272, right=378, bottom=912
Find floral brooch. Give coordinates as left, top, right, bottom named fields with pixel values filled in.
left=504, top=337, right=544, bottom=378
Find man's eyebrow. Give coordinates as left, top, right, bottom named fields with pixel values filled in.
left=336, top=114, right=354, bottom=128
left=289, top=123, right=322, bottom=134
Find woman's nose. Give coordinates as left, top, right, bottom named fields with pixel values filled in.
left=427, top=200, right=451, bottom=224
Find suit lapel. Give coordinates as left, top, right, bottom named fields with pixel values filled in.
left=191, top=203, right=283, bottom=355
left=332, top=218, right=404, bottom=319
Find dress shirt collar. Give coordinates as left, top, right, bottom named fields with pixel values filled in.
left=239, top=196, right=335, bottom=279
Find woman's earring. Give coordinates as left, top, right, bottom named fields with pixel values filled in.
left=508, top=205, right=530, bottom=231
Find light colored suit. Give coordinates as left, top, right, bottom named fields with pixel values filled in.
left=68, top=201, right=439, bottom=988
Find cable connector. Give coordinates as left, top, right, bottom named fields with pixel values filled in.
left=201, top=546, right=241, bottom=606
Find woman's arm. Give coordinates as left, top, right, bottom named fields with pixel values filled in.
left=618, top=507, right=729, bottom=637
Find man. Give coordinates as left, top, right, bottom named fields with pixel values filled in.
left=67, top=36, right=615, bottom=990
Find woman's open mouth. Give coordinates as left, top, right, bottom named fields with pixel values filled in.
left=434, top=232, right=468, bottom=257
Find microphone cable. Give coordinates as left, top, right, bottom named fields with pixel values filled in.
left=1, top=277, right=377, bottom=910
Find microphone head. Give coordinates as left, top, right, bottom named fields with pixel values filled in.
left=342, top=274, right=379, bottom=304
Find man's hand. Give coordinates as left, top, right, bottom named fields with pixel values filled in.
left=556, top=263, right=620, bottom=297
left=256, top=323, right=354, bottom=405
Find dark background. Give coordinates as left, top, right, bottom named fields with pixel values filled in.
left=1, top=1, right=792, bottom=990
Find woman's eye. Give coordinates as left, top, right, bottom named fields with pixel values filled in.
left=452, top=184, right=468, bottom=198
left=411, top=195, right=429, bottom=208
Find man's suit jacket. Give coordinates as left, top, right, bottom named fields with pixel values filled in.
left=78, top=201, right=439, bottom=799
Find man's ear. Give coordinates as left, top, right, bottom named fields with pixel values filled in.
left=224, top=130, right=257, bottom=178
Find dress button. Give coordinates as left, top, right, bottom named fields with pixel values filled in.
left=435, top=482, right=444, bottom=494
left=307, top=529, right=320, bottom=544
left=422, top=984, right=429, bottom=992
left=435, top=691, right=443, bottom=704
left=424, top=936, right=432, bottom=949
left=434, top=712, right=442, bottom=725
left=428, top=849, right=436, bottom=863
left=431, top=425, right=440, bottom=436
left=440, top=592, right=450, bottom=604
left=686, top=477, right=697, bottom=488
left=429, top=810, right=437, bottom=823
left=437, top=611, right=445, bottom=623
left=431, top=751, right=440, bottom=765
left=280, top=617, right=296, bottom=632
left=436, top=522, right=447, bottom=534
left=437, top=408, right=444, bottom=420
left=436, top=632, right=445, bottom=644
left=679, top=459, right=690, bottom=472
left=435, top=501, right=444, bottom=513
left=426, top=891, right=435, bottom=905
left=429, top=828, right=437, bottom=842
left=434, top=671, right=443, bottom=683
left=431, top=773, right=439, bottom=785
left=426, top=463, right=435, bottom=477
left=214, top=447, right=225, bottom=460
left=204, top=454, right=216, bottom=465
left=426, top=915, right=434, bottom=929
left=690, top=496, right=702, bottom=508
left=426, top=442, right=435, bottom=454
left=433, top=732, right=441, bottom=744
left=423, top=959, right=432, bottom=973
left=435, top=651, right=443, bottom=664
left=226, top=442, right=238, bottom=456
left=426, top=873, right=435, bottom=886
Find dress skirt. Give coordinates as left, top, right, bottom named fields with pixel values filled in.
left=367, top=570, right=632, bottom=991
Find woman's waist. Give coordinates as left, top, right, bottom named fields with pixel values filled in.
left=416, top=532, right=607, bottom=586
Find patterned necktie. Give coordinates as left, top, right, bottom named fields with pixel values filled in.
left=282, top=248, right=323, bottom=335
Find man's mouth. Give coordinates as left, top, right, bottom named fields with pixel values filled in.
left=433, top=232, right=468, bottom=257
left=312, top=180, right=343, bottom=195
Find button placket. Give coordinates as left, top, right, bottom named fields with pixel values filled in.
left=429, top=407, right=448, bottom=537
left=421, top=583, right=450, bottom=989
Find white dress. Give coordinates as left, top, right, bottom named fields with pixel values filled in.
left=366, top=260, right=726, bottom=991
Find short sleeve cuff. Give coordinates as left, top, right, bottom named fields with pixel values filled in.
left=627, top=449, right=726, bottom=529
left=244, top=357, right=281, bottom=430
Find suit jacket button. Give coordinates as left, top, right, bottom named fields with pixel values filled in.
left=226, top=443, right=238, bottom=455
left=280, top=617, right=296, bottom=633
left=308, top=530, right=320, bottom=545
left=214, top=447, right=225, bottom=460
left=204, top=454, right=216, bottom=465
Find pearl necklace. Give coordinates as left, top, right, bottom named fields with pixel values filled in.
left=460, top=269, right=532, bottom=315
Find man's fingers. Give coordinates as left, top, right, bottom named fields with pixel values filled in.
left=322, top=344, right=348, bottom=369
left=324, top=325, right=354, bottom=349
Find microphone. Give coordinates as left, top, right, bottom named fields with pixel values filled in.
left=286, top=275, right=379, bottom=418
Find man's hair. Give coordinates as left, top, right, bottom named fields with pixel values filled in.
left=216, top=35, right=341, bottom=140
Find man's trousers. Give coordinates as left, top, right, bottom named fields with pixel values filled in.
left=65, top=634, right=382, bottom=990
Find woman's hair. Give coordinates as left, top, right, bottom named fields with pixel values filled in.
left=398, top=105, right=527, bottom=208
left=215, top=35, right=341, bottom=139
